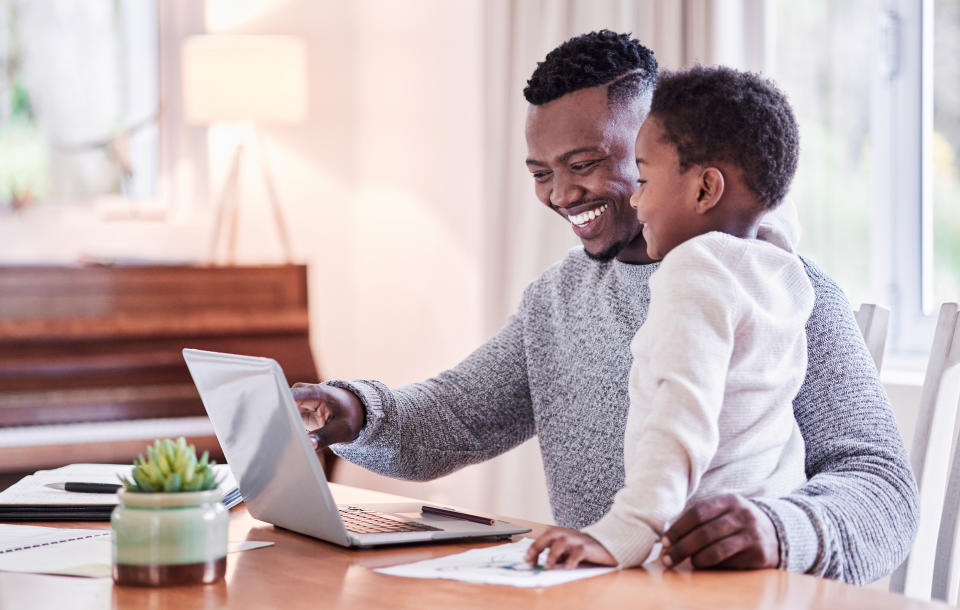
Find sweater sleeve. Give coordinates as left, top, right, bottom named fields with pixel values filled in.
left=584, top=240, right=740, bottom=567
left=750, top=258, right=919, bottom=584
left=325, top=293, right=536, bottom=481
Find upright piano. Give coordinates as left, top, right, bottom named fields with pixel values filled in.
left=0, top=264, right=325, bottom=476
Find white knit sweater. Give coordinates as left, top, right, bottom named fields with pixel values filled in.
left=584, top=230, right=815, bottom=567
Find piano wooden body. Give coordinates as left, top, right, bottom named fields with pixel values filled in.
left=0, top=264, right=322, bottom=477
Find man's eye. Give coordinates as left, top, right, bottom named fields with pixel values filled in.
left=636, top=179, right=647, bottom=186
left=571, top=160, right=599, bottom=171
left=532, top=171, right=552, bottom=182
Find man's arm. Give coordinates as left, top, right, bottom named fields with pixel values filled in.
left=298, top=301, right=536, bottom=482
left=663, top=260, right=919, bottom=584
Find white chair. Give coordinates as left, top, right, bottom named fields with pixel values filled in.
left=931, top=304, right=960, bottom=604
left=855, top=303, right=890, bottom=371
left=889, top=303, right=960, bottom=601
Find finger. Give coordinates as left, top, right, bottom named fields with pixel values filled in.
left=545, top=539, right=572, bottom=570
left=308, top=419, right=355, bottom=449
left=663, top=511, right=741, bottom=567
left=525, top=536, right=548, bottom=564
left=691, top=533, right=751, bottom=568
left=528, top=527, right=564, bottom=557
left=526, top=530, right=562, bottom=565
left=291, top=384, right=324, bottom=400
left=712, top=548, right=760, bottom=570
left=524, top=547, right=537, bottom=565
left=664, top=495, right=738, bottom=544
left=564, top=545, right=586, bottom=570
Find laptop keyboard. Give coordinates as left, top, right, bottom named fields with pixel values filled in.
left=338, top=507, right=442, bottom=534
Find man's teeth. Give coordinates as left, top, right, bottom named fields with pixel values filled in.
left=569, top=204, right=609, bottom=227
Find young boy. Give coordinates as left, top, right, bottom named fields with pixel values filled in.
left=526, top=65, right=813, bottom=569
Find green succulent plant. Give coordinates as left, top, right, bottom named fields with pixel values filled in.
left=119, top=437, right=220, bottom=493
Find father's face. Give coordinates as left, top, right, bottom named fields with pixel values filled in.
left=525, top=85, right=652, bottom=263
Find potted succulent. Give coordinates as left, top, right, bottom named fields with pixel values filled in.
left=111, top=437, right=229, bottom=586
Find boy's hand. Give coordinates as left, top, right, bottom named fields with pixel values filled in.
left=524, top=527, right=618, bottom=570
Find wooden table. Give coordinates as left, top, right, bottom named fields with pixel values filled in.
left=0, top=484, right=947, bottom=610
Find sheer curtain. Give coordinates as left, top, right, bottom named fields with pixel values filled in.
left=479, top=0, right=714, bottom=522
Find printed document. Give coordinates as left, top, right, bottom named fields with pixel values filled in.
left=375, top=538, right=617, bottom=588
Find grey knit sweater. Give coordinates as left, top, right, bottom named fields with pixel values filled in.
left=329, top=247, right=919, bottom=584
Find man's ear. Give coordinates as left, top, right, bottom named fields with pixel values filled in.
left=694, top=167, right=725, bottom=214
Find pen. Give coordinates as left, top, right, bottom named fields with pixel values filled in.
left=421, top=505, right=495, bottom=526
left=44, top=482, right=123, bottom=494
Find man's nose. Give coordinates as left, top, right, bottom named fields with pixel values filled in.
left=549, top=175, right=583, bottom=209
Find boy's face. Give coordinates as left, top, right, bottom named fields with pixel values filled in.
left=629, top=115, right=704, bottom=260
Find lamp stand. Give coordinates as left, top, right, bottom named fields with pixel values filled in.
left=209, top=129, right=293, bottom=265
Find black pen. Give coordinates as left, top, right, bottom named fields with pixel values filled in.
left=421, top=505, right=495, bottom=526
left=44, top=482, right=122, bottom=494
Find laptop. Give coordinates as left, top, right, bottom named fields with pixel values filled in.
left=182, top=348, right=530, bottom=548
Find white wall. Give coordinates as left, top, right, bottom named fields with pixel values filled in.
left=0, top=0, right=526, bottom=516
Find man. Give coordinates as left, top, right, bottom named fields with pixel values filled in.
left=293, top=30, right=917, bottom=584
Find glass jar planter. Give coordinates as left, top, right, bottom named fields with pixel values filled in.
left=111, top=488, right=228, bottom=586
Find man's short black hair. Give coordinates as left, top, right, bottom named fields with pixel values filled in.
left=524, top=30, right=658, bottom=106
left=650, top=65, right=799, bottom=208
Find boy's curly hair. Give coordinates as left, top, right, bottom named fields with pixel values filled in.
left=651, top=65, right=799, bottom=208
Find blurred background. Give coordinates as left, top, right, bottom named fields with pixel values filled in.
left=0, top=0, right=956, bottom=530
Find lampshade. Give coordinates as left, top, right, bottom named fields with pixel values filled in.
left=181, top=35, right=307, bottom=125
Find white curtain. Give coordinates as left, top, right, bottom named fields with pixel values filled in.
left=479, top=0, right=716, bottom=523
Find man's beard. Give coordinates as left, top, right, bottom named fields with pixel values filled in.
left=583, top=237, right=629, bottom=262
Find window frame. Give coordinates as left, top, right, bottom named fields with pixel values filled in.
left=871, top=0, right=937, bottom=357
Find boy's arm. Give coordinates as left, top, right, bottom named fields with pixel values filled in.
left=662, top=260, right=919, bottom=584
left=583, top=243, right=740, bottom=567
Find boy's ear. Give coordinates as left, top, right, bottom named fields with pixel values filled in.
left=695, top=167, right=725, bottom=214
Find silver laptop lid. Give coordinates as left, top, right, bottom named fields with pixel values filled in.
left=182, top=348, right=351, bottom=546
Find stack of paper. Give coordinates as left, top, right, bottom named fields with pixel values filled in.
left=0, top=525, right=112, bottom=577
left=0, top=524, right=273, bottom=578
left=0, top=464, right=241, bottom=521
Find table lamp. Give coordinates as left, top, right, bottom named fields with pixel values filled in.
left=181, top=35, right=307, bottom=263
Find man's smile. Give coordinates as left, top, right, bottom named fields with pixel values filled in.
left=567, top=203, right=609, bottom=227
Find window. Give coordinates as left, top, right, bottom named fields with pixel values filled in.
left=933, top=0, right=960, bottom=310
left=0, top=0, right=158, bottom=209
left=768, top=1, right=875, bottom=308
left=759, top=0, right=959, bottom=360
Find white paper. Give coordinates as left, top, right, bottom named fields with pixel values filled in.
left=374, top=538, right=617, bottom=588
left=0, top=525, right=112, bottom=577
left=0, top=524, right=273, bottom=578
left=0, top=464, right=238, bottom=506
left=0, top=524, right=109, bottom=552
